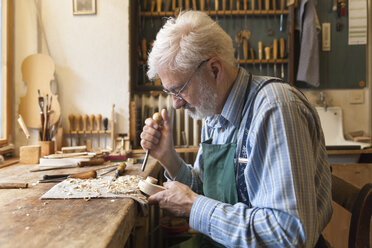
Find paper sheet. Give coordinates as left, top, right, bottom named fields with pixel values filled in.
left=348, top=0, right=367, bottom=45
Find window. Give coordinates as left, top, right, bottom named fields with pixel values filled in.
left=0, top=0, right=13, bottom=146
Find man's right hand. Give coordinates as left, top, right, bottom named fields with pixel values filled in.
left=140, top=109, right=181, bottom=178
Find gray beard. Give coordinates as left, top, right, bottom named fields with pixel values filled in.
left=183, top=80, right=218, bottom=120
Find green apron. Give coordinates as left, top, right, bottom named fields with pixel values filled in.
left=173, top=131, right=239, bottom=248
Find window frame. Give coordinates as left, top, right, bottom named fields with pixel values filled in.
left=0, top=0, right=13, bottom=146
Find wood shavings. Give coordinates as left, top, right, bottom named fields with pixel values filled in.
left=41, top=175, right=148, bottom=204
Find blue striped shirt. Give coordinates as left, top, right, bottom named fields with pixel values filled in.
left=169, top=68, right=332, bottom=247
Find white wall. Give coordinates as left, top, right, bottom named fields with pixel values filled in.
left=304, top=89, right=370, bottom=137
left=14, top=0, right=130, bottom=152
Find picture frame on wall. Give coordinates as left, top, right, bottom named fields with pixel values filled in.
left=73, top=0, right=96, bottom=15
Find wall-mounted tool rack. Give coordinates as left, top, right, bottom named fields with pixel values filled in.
left=67, top=104, right=115, bottom=151
left=129, top=1, right=296, bottom=147
left=130, top=0, right=296, bottom=93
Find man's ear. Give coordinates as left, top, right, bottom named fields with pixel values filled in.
left=209, top=58, right=223, bottom=82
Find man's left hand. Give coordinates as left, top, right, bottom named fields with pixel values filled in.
left=148, top=181, right=198, bottom=217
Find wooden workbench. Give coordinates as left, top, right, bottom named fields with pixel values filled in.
left=0, top=157, right=162, bottom=248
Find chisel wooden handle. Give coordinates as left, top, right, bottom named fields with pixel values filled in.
left=89, top=115, right=95, bottom=131
left=157, top=0, right=162, bottom=12
left=222, top=0, right=226, bottom=12
left=165, top=0, right=171, bottom=11
left=243, top=39, right=248, bottom=60
left=250, top=47, right=255, bottom=60
left=251, top=0, right=255, bottom=10
left=265, top=0, right=269, bottom=10
left=83, top=114, right=89, bottom=133
left=141, top=38, right=147, bottom=61
left=68, top=114, right=75, bottom=132
left=144, top=0, right=148, bottom=10
left=273, top=39, right=278, bottom=60
left=179, top=0, right=183, bottom=9
left=280, top=0, right=284, bottom=10
left=185, top=0, right=190, bottom=9
left=200, top=0, right=204, bottom=11
left=192, top=0, right=197, bottom=10
left=172, top=0, right=176, bottom=10
left=280, top=38, right=285, bottom=58
left=236, top=0, right=240, bottom=10
left=150, top=0, right=156, bottom=12
left=273, top=0, right=276, bottom=11
left=258, top=41, right=263, bottom=60
left=243, top=0, right=247, bottom=10
left=69, top=170, right=97, bottom=179
left=75, top=115, right=82, bottom=132
left=96, top=114, right=102, bottom=131
left=264, top=46, right=271, bottom=60
left=215, top=0, right=218, bottom=11
left=258, top=0, right=262, bottom=10
left=0, top=183, right=28, bottom=189
left=230, top=0, right=233, bottom=11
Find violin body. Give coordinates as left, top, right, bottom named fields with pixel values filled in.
left=19, top=54, right=61, bottom=129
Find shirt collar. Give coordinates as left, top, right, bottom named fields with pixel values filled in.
left=206, top=68, right=250, bottom=128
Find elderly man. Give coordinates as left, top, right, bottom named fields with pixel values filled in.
left=140, top=10, right=332, bottom=247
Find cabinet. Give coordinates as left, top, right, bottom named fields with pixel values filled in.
left=129, top=0, right=296, bottom=148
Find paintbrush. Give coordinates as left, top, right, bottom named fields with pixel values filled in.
left=37, top=89, right=44, bottom=140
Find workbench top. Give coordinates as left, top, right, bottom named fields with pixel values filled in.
left=0, top=157, right=162, bottom=248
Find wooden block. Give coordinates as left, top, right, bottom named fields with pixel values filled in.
left=39, top=141, right=55, bottom=157
left=20, top=145, right=41, bottom=164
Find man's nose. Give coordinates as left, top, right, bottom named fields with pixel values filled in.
left=172, top=96, right=186, bottom=109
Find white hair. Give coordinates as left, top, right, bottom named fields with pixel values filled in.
left=147, top=10, right=235, bottom=80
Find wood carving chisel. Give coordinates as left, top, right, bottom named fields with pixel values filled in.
left=75, top=114, right=82, bottom=146
left=280, top=0, right=284, bottom=32
left=280, top=38, right=285, bottom=78
left=96, top=114, right=102, bottom=149
left=141, top=112, right=163, bottom=171
left=68, top=114, right=75, bottom=146
left=273, top=38, right=278, bottom=77
left=258, top=41, right=263, bottom=72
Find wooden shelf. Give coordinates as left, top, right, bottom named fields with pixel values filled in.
left=140, top=10, right=290, bottom=17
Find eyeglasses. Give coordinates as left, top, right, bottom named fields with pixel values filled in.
left=162, top=59, right=209, bottom=100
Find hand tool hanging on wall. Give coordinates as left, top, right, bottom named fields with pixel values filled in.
left=280, top=0, right=285, bottom=32
left=141, top=38, right=147, bottom=84
left=68, top=114, right=75, bottom=146
left=264, top=46, right=271, bottom=74
left=75, top=114, right=82, bottom=146
left=157, top=0, right=162, bottom=12
left=192, top=0, right=197, bottom=10
left=273, top=38, right=278, bottom=77
left=250, top=47, right=256, bottom=71
left=258, top=41, right=263, bottom=72
left=200, top=0, right=204, bottom=11
left=165, top=0, right=171, bottom=11
left=103, top=118, right=109, bottom=149
left=185, top=0, right=190, bottom=9
left=83, top=114, right=89, bottom=145
left=141, top=112, right=163, bottom=171
left=144, top=0, right=148, bottom=10
left=37, top=89, right=44, bottom=141
left=150, top=0, right=156, bottom=27
left=172, top=0, right=176, bottom=10
left=241, top=30, right=251, bottom=68
left=235, top=33, right=242, bottom=68
left=280, top=38, right=285, bottom=78
left=265, top=0, right=274, bottom=36
left=96, top=114, right=102, bottom=149
left=179, top=0, right=183, bottom=10
left=214, top=0, right=219, bottom=21
left=89, top=114, right=95, bottom=151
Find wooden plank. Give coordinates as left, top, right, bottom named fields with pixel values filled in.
left=0, top=157, right=162, bottom=248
